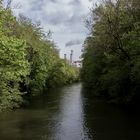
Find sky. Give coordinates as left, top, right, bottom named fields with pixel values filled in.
left=10, top=0, right=96, bottom=61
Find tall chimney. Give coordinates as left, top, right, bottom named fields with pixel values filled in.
left=64, top=54, right=67, bottom=60
left=70, top=50, right=73, bottom=65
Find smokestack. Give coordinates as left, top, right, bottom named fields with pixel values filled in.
left=70, top=50, right=73, bottom=65
left=64, top=54, right=67, bottom=60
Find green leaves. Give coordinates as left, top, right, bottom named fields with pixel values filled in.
left=0, top=3, right=79, bottom=111
left=82, top=0, right=140, bottom=104
left=0, top=36, right=29, bottom=80
left=45, top=59, right=79, bottom=88
left=0, top=35, right=29, bottom=110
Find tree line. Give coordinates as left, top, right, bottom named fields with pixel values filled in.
left=81, top=0, right=140, bottom=105
left=0, top=1, right=79, bottom=111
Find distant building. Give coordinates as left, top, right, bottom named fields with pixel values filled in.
left=73, top=60, right=82, bottom=68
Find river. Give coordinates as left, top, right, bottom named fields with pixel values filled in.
left=0, top=83, right=140, bottom=140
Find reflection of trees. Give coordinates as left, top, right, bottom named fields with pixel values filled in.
left=82, top=87, right=140, bottom=140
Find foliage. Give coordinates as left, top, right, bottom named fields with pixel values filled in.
left=46, top=59, right=79, bottom=88
left=0, top=2, right=79, bottom=111
left=81, top=0, right=140, bottom=104
left=0, top=36, right=30, bottom=111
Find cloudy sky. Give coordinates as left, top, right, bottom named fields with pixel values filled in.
left=11, top=0, right=95, bottom=61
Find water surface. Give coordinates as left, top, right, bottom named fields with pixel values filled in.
left=0, top=83, right=140, bottom=140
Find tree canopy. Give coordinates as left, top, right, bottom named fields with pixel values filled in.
left=81, top=0, right=140, bottom=104
left=0, top=1, right=79, bottom=111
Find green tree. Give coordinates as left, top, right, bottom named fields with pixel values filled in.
left=0, top=1, right=79, bottom=111
left=81, top=0, right=140, bottom=104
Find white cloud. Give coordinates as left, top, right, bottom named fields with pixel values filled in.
left=11, top=0, right=95, bottom=60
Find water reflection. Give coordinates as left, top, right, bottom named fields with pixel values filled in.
left=0, top=83, right=90, bottom=140
left=0, top=83, right=140, bottom=140
left=82, top=88, right=140, bottom=140
left=52, top=84, right=90, bottom=140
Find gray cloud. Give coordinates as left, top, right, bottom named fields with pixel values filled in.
left=43, top=11, right=84, bottom=27
left=44, top=11, right=71, bottom=25
left=30, top=1, right=44, bottom=11
left=65, top=39, right=83, bottom=47
left=68, top=0, right=81, bottom=5
left=12, top=0, right=95, bottom=60
left=51, top=0, right=57, bottom=3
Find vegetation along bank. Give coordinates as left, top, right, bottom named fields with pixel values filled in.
left=0, top=1, right=79, bottom=111
left=81, top=0, right=140, bottom=105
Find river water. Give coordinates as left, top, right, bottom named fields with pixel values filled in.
left=0, top=83, right=140, bottom=140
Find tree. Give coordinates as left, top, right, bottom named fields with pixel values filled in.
left=0, top=2, right=79, bottom=111
left=81, top=0, right=140, bottom=104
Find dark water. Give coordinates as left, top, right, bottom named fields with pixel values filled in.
left=0, top=83, right=140, bottom=140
